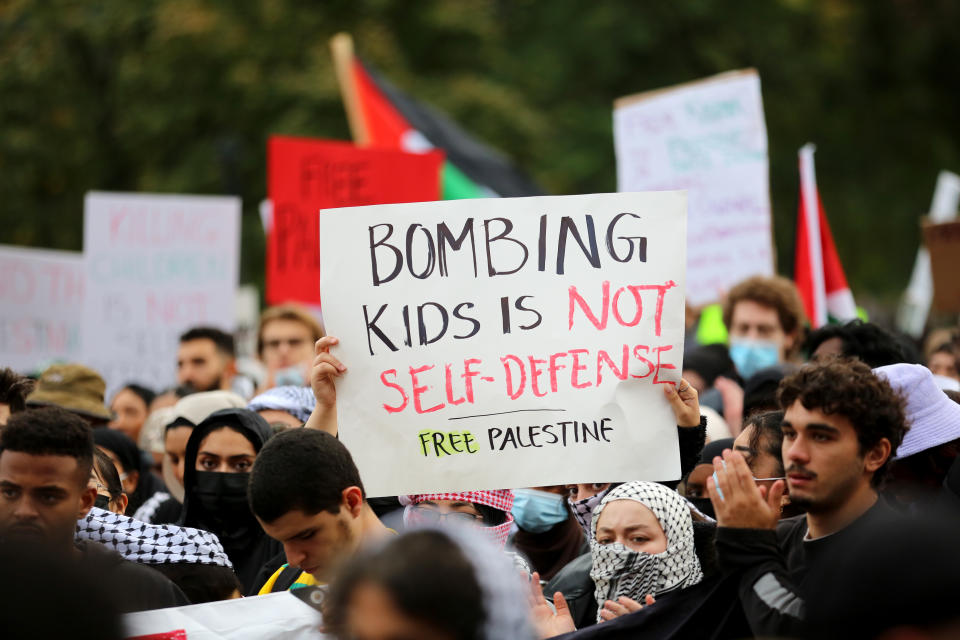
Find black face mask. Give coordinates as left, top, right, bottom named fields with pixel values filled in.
left=193, top=471, right=250, bottom=516
left=94, top=495, right=111, bottom=510
left=688, top=497, right=716, bottom=520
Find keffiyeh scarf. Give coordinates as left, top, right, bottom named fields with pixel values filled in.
left=569, top=486, right=612, bottom=537
left=76, top=506, right=232, bottom=568
left=402, top=490, right=515, bottom=549
left=247, top=385, right=316, bottom=424
left=590, top=481, right=703, bottom=622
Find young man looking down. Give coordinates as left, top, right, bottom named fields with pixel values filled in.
left=249, top=428, right=392, bottom=593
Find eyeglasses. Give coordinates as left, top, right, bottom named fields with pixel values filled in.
left=411, top=506, right=483, bottom=525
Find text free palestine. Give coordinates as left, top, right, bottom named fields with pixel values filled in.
left=418, top=418, right=614, bottom=458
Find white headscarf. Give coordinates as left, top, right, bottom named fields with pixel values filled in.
left=426, top=524, right=536, bottom=640
left=590, top=481, right=703, bottom=622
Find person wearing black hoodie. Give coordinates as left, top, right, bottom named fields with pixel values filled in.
left=178, top=407, right=282, bottom=593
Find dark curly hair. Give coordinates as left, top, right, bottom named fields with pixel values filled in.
left=745, top=410, right=786, bottom=478
left=778, top=359, right=907, bottom=487
left=1, top=406, right=94, bottom=486
left=802, top=320, right=911, bottom=368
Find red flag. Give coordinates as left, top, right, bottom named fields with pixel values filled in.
left=794, top=144, right=857, bottom=328
left=266, top=136, right=443, bottom=305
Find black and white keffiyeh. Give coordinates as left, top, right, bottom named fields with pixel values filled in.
left=246, top=385, right=316, bottom=424
left=76, top=506, right=232, bottom=568
left=569, top=486, right=611, bottom=538
left=132, top=491, right=172, bottom=524
left=589, top=481, right=703, bottom=622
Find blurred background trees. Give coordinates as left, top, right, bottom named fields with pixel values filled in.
left=2, top=0, right=958, bottom=313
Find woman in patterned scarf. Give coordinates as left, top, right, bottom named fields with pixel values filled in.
left=529, top=481, right=706, bottom=637
left=588, top=481, right=703, bottom=622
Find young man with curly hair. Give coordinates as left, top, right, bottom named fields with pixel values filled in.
left=707, top=359, right=908, bottom=638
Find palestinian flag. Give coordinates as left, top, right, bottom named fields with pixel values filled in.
left=330, top=33, right=543, bottom=200
left=794, top=144, right=858, bottom=328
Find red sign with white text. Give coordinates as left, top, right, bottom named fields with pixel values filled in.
left=266, top=137, right=443, bottom=305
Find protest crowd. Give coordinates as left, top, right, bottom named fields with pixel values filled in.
left=3, top=15, right=960, bottom=640
left=4, top=272, right=960, bottom=639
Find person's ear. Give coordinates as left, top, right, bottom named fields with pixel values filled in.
left=123, top=470, right=139, bottom=494
left=78, top=486, right=97, bottom=519
left=863, top=438, right=892, bottom=475
left=114, top=493, right=129, bottom=515
left=782, top=330, right=799, bottom=357
left=342, top=486, right=364, bottom=518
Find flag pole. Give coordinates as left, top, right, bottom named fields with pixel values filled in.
left=330, top=32, right=369, bottom=145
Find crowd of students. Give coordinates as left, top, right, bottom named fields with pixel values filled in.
left=2, top=280, right=960, bottom=639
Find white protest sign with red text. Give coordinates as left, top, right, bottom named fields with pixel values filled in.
left=82, top=192, right=240, bottom=394
left=320, top=192, right=686, bottom=496
left=615, top=69, right=773, bottom=306
left=0, top=245, right=84, bottom=373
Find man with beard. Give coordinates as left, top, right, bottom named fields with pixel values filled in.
left=176, top=327, right=237, bottom=393
left=249, top=429, right=393, bottom=593
left=708, top=359, right=908, bottom=638
left=0, top=406, right=187, bottom=611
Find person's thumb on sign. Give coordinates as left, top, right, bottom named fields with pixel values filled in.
left=664, top=378, right=701, bottom=428
left=305, top=336, right=346, bottom=435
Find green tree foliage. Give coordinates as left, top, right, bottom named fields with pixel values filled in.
left=1, top=0, right=957, bottom=301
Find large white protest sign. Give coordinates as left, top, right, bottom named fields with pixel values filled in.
left=123, top=589, right=327, bottom=639
left=615, top=69, right=773, bottom=306
left=82, top=192, right=240, bottom=394
left=0, top=245, right=84, bottom=373
left=320, top=192, right=686, bottom=497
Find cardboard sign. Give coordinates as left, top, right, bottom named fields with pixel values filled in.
left=319, top=192, right=686, bottom=497
left=123, top=589, right=327, bottom=639
left=82, top=192, right=240, bottom=395
left=266, top=137, right=443, bottom=305
left=924, top=219, right=960, bottom=312
left=0, top=245, right=84, bottom=373
left=614, top=69, right=773, bottom=306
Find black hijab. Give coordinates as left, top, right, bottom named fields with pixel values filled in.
left=92, top=428, right=166, bottom=516
left=178, top=408, right=280, bottom=593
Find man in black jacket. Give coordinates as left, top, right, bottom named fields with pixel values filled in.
left=708, top=359, right=908, bottom=638
left=0, top=406, right=187, bottom=612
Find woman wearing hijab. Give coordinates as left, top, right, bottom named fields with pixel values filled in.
left=134, top=391, right=247, bottom=524
left=178, top=407, right=282, bottom=593
left=531, top=481, right=749, bottom=639
left=325, top=527, right=536, bottom=640
left=93, top=428, right=167, bottom=516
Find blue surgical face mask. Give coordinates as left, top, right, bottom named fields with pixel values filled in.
left=728, top=339, right=780, bottom=379
left=512, top=488, right=569, bottom=533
